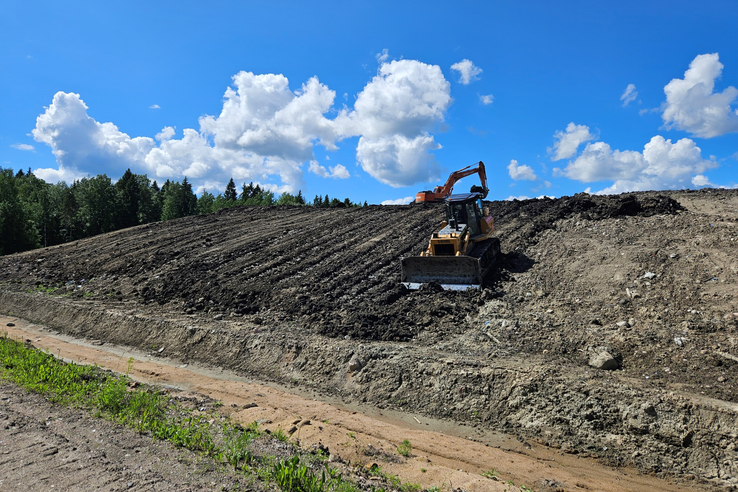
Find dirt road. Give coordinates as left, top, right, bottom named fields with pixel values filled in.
left=2, top=316, right=711, bottom=492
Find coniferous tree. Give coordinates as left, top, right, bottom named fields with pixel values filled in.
left=0, top=168, right=39, bottom=254
left=115, top=169, right=141, bottom=229
left=224, top=178, right=237, bottom=201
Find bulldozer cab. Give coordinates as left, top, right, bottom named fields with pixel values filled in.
left=446, top=193, right=484, bottom=237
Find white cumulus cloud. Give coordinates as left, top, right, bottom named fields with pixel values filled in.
left=11, top=143, right=35, bottom=151
left=33, top=165, right=87, bottom=184
left=450, top=59, right=482, bottom=85
left=308, top=161, right=350, bottom=179
left=336, top=59, right=451, bottom=187
left=150, top=104, right=161, bottom=109
left=560, top=135, right=717, bottom=194
left=381, top=196, right=414, bottom=205
left=479, top=94, right=494, bottom=105
left=507, top=159, right=537, bottom=181
left=621, top=84, right=638, bottom=106
left=32, top=60, right=452, bottom=193
left=549, top=123, right=596, bottom=161
left=662, top=53, right=738, bottom=138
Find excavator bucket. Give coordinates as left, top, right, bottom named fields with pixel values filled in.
left=401, top=238, right=500, bottom=291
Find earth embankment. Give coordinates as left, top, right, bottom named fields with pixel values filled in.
left=1, top=189, right=737, bottom=488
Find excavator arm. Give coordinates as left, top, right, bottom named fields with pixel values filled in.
left=415, top=161, right=488, bottom=203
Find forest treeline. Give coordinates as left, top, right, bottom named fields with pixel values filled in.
left=0, top=167, right=365, bottom=256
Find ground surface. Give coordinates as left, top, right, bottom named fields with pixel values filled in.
left=1, top=189, right=737, bottom=489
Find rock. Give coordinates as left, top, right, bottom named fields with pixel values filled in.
left=242, top=402, right=258, bottom=409
left=348, top=355, right=365, bottom=372
left=213, top=313, right=224, bottom=320
left=643, top=272, right=657, bottom=279
left=6, top=322, right=15, bottom=327
left=589, top=351, right=619, bottom=370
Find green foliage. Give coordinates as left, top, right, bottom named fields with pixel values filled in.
left=224, top=178, right=238, bottom=201
left=0, top=168, right=40, bottom=254
left=222, top=424, right=257, bottom=469
left=481, top=469, right=499, bottom=480
left=272, top=455, right=357, bottom=492
left=1, top=164, right=365, bottom=263
left=397, top=439, right=412, bottom=457
left=272, top=428, right=289, bottom=442
left=1, top=335, right=436, bottom=492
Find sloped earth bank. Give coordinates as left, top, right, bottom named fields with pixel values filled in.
left=3, top=317, right=706, bottom=492
left=1, top=189, right=737, bottom=489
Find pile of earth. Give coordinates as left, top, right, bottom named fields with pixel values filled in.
left=1, top=188, right=736, bottom=488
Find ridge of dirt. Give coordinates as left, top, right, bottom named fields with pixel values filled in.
left=1, top=188, right=737, bottom=488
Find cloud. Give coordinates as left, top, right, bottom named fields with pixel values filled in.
left=507, top=159, right=537, bottom=181
left=33, top=165, right=86, bottom=184
left=308, top=161, right=350, bottom=179
left=621, top=84, right=638, bottom=106
left=33, top=92, right=156, bottom=171
left=450, top=59, right=482, bottom=85
left=549, top=123, right=596, bottom=161
left=560, top=135, right=717, bottom=194
left=381, top=196, right=414, bottom=205
left=479, top=94, right=494, bottom=105
left=149, top=104, right=161, bottom=109
left=376, top=49, right=389, bottom=63
left=336, top=59, right=451, bottom=187
left=662, top=53, right=738, bottom=138
left=33, top=60, right=451, bottom=192
left=11, top=143, right=35, bottom=151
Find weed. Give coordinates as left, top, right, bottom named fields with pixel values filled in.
left=420, top=468, right=426, bottom=473
left=272, top=428, right=289, bottom=442
left=348, top=432, right=356, bottom=439
left=222, top=425, right=256, bottom=470
left=397, top=439, right=412, bottom=457
left=481, top=469, right=499, bottom=480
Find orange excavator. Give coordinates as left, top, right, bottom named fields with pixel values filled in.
left=415, top=161, right=488, bottom=203
left=402, top=160, right=500, bottom=290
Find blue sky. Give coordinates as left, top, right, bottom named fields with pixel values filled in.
left=1, top=1, right=737, bottom=204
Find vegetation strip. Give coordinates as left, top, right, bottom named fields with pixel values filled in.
left=0, top=334, right=445, bottom=492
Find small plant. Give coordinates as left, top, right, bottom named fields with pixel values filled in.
left=397, top=439, right=412, bottom=457
left=482, top=469, right=499, bottom=480
left=348, top=432, right=356, bottom=439
left=272, top=428, right=289, bottom=442
left=420, top=468, right=426, bottom=473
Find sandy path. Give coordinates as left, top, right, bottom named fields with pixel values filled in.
left=1, top=315, right=709, bottom=492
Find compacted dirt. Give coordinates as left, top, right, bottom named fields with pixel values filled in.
left=1, top=188, right=737, bottom=490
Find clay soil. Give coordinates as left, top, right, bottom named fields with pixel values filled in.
left=1, top=189, right=737, bottom=490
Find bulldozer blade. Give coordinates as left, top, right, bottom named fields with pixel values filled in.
left=401, top=255, right=485, bottom=290
left=400, top=238, right=500, bottom=291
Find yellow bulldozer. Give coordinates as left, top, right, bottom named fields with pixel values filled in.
left=401, top=162, right=500, bottom=290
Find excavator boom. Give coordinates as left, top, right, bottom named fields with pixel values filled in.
left=415, top=161, right=488, bottom=203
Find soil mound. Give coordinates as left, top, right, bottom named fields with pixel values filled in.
left=1, top=188, right=737, bottom=488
